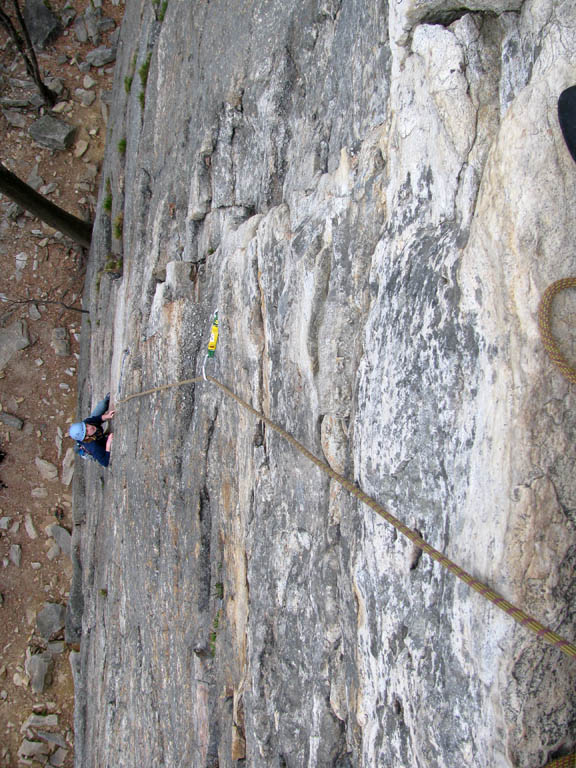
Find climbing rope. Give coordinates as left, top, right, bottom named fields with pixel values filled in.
left=538, top=277, right=576, bottom=383
left=119, top=377, right=204, bottom=403
left=118, top=372, right=576, bottom=660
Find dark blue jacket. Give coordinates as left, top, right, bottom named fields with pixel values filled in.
left=80, top=416, right=110, bottom=467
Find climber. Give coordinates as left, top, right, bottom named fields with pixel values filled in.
left=68, top=393, right=115, bottom=467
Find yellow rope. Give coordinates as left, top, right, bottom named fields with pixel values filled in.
left=538, top=278, right=576, bottom=383
left=118, top=374, right=576, bottom=660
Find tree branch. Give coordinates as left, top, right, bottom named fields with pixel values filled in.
left=0, top=162, right=93, bottom=247
left=3, top=296, right=89, bottom=315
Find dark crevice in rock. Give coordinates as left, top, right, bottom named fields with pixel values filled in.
left=204, top=406, right=218, bottom=458
left=419, top=7, right=497, bottom=28
left=197, top=484, right=212, bottom=613
left=408, top=529, right=424, bottom=571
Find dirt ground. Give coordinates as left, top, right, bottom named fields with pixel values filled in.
left=0, top=2, right=123, bottom=765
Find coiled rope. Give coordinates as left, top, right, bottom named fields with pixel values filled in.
left=118, top=374, right=576, bottom=660
left=538, top=277, right=576, bottom=383
left=534, top=280, right=576, bottom=765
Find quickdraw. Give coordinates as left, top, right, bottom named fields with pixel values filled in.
left=202, top=309, right=219, bottom=381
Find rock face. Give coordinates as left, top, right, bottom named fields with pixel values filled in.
left=73, top=0, right=576, bottom=767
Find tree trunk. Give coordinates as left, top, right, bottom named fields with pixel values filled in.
left=0, top=162, right=93, bottom=247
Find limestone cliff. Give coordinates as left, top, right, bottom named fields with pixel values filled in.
left=71, top=0, right=576, bottom=766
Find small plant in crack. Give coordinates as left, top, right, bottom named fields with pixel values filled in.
left=103, top=178, right=112, bottom=213
left=113, top=213, right=124, bottom=239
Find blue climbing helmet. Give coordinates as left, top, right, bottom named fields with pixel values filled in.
left=69, top=422, right=86, bottom=441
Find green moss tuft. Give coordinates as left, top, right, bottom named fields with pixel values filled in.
left=113, top=213, right=124, bottom=240
left=209, top=611, right=222, bottom=656
left=103, top=178, right=112, bottom=213
left=139, top=53, right=152, bottom=88
left=152, top=0, right=168, bottom=21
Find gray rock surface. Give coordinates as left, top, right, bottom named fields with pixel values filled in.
left=2, top=108, right=27, bottom=129
left=0, top=412, right=23, bottom=430
left=73, top=0, right=576, bottom=767
left=36, top=603, right=66, bottom=641
left=61, top=447, right=75, bottom=486
left=50, top=747, right=68, bottom=767
left=24, top=513, right=38, bottom=539
left=51, top=327, right=70, bottom=357
left=35, top=457, right=58, bottom=482
left=74, top=4, right=116, bottom=45
left=28, top=116, right=76, bottom=151
left=28, top=300, right=42, bottom=320
left=85, top=46, right=116, bottom=68
left=21, top=712, right=59, bottom=731
left=73, top=15, right=89, bottom=43
left=60, top=7, right=76, bottom=27
left=9, top=544, right=21, bottom=567
left=48, top=524, right=72, bottom=557
left=22, top=0, right=61, bottom=48
left=35, top=730, right=67, bottom=748
left=18, top=739, right=51, bottom=761
left=75, top=88, right=97, bottom=107
left=25, top=650, right=53, bottom=694
left=0, top=320, right=29, bottom=371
